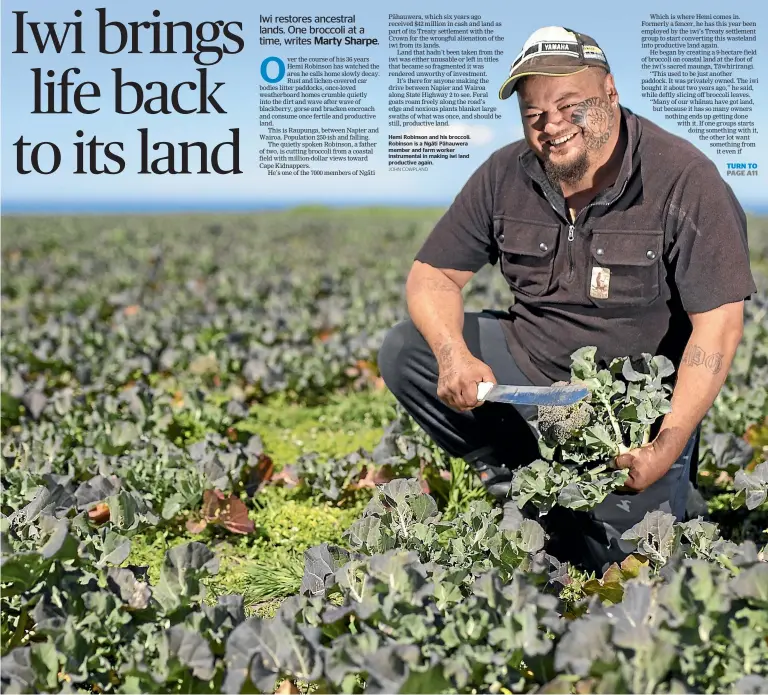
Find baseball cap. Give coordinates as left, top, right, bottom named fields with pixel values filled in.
left=499, top=26, right=610, bottom=100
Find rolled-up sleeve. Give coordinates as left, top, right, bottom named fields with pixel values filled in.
left=664, top=159, right=757, bottom=313
left=414, top=155, right=498, bottom=272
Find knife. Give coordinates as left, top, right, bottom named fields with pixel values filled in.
left=476, top=382, right=590, bottom=406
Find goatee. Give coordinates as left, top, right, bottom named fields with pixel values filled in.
left=543, top=149, right=590, bottom=188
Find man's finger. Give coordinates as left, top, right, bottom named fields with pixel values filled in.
left=615, top=453, right=634, bottom=470
left=451, top=386, right=469, bottom=411
left=438, top=389, right=456, bottom=409
left=617, top=468, right=641, bottom=492
left=456, top=381, right=478, bottom=408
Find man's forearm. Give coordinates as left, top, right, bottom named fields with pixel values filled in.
left=405, top=264, right=469, bottom=363
left=656, top=323, right=742, bottom=459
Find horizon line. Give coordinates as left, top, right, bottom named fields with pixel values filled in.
left=0, top=199, right=456, bottom=216
left=3, top=198, right=768, bottom=217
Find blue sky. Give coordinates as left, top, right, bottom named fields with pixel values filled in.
left=1, top=0, right=765, bottom=212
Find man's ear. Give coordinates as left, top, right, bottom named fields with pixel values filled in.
left=604, top=73, right=619, bottom=109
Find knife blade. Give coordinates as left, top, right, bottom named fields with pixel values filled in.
left=476, top=382, right=589, bottom=406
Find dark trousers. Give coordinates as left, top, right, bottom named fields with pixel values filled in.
left=378, top=311, right=698, bottom=575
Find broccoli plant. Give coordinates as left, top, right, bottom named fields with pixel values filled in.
left=733, top=461, right=768, bottom=511
left=537, top=401, right=595, bottom=447
left=509, top=347, right=675, bottom=515
left=538, top=346, right=674, bottom=465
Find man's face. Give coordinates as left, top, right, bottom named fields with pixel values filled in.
left=516, top=69, right=617, bottom=187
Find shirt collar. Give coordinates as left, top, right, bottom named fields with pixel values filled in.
left=518, top=105, right=641, bottom=214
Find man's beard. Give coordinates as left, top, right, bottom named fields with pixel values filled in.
left=543, top=147, right=589, bottom=188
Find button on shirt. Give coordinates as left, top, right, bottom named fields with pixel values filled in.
left=414, top=106, right=757, bottom=385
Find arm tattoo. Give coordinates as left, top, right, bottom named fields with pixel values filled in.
left=570, top=97, right=614, bottom=151
left=681, top=343, right=724, bottom=374
left=437, top=344, right=453, bottom=366
left=436, top=344, right=455, bottom=384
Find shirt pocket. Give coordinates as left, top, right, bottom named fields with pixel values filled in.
left=494, top=217, right=559, bottom=297
left=587, top=229, right=664, bottom=306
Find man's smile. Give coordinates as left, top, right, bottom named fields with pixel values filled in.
left=544, top=131, right=580, bottom=153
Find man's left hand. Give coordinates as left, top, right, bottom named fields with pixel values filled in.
left=614, top=439, right=678, bottom=492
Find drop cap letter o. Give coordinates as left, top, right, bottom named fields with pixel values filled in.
left=261, top=57, right=286, bottom=83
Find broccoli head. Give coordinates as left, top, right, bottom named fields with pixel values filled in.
left=537, top=400, right=595, bottom=445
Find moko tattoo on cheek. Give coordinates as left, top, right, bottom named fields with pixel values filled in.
left=570, top=97, right=614, bottom=150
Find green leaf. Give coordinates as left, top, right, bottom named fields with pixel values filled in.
left=620, top=511, right=680, bottom=567
left=583, top=423, right=619, bottom=452
left=345, top=516, right=384, bottom=553
left=110, top=420, right=139, bottom=448
left=167, top=625, right=216, bottom=680
left=733, top=462, right=768, bottom=510
left=729, top=563, right=768, bottom=605
left=0, top=648, right=36, bottom=692
left=300, top=543, right=354, bottom=598
left=622, top=358, right=646, bottom=382
left=570, top=347, right=598, bottom=380
left=31, top=641, right=61, bottom=691
left=153, top=542, right=219, bottom=613
left=97, top=531, right=131, bottom=567
left=107, top=490, right=138, bottom=531
left=652, top=355, right=675, bottom=379
left=408, top=494, right=438, bottom=523
left=516, top=519, right=546, bottom=554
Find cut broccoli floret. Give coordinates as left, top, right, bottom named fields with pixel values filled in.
left=538, top=401, right=595, bottom=445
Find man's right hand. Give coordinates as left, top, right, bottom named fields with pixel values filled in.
left=436, top=345, right=497, bottom=411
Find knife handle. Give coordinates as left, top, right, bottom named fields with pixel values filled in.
left=476, top=382, right=494, bottom=401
